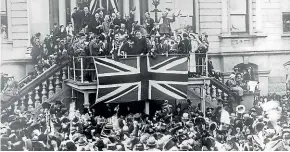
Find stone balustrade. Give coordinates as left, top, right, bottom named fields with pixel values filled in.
left=10, top=66, right=69, bottom=113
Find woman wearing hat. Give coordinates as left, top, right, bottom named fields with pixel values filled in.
left=226, top=73, right=244, bottom=103
left=146, top=136, right=160, bottom=151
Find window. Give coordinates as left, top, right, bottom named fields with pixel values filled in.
left=283, top=12, right=290, bottom=34
left=229, top=0, right=249, bottom=34
left=1, top=0, right=8, bottom=40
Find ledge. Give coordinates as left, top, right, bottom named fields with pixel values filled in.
left=208, top=49, right=290, bottom=56
left=281, top=34, right=290, bottom=37
left=222, top=70, right=271, bottom=77
left=219, top=34, right=268, bottom=39
left=1, top=58, right=33, bottom=65
left=1, top=40, right=13, bottom=44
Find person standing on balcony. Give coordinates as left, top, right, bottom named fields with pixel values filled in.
left=143, top=12, right=155, bottom=34
left=52, top=23, right=60, bottom=43
left=178, top=33, right=191, bottom=54
left=124, top=10, right=135, bottom=34
left=113, top=12, right=124, bottom=27
left=82, top=7, right=92, bottom=33
left=102, top=15, right=111, bottom=35
left=89, top=13, right=103, bottom=35
left=131, top=30, right=147, bottom=55
left=195, top=32, right=209, bottom=76
left=71, top=7, right=82, bottom=34
left=158, top=11, right=175, bottom=36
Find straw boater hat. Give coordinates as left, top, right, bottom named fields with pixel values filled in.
left=146, top=137, right=157, bottom=148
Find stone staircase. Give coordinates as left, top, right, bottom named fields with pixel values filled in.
left=1, top=61, right=70, bottom=112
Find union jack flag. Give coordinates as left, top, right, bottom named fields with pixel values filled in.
left=93, top=55, right=188, bottom=104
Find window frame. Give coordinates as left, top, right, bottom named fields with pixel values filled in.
left=282, top=12, right=290, bottom=34
left=1, top=0, right=9, bottom=40
left=229, top=0, right=250, bottom=35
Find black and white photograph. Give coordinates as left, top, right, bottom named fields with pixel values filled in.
left=1, top=0, right=290, bottom=151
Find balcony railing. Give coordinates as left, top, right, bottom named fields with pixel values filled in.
left=70, top=53, right=209, bottom=83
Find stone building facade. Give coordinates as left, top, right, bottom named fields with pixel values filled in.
left=1, top=0, right=290, bottom=95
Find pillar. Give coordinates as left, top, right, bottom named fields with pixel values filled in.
left=194, top=0, right=199, bottom=34
left=221, top=0, right=229, bottom=34
left=255, top=0, right=262, bottom=33
left=123, top=0, right=130, bottom=15
left=70, top=0, right=77, bottom=10
left=145, top=100, right=150, bottom=115
left=59, top=0, right=67, bottom=26
left=133, top=0, right=141, bottom=23
left=84, top=92, right=90, bottom=108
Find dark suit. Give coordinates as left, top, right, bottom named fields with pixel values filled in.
left=113, top=18, right=124, bottom=26
left=144, top=18, right=155, bottom=34
left=89, top=19, right=102, bottom=34
left=82, top=12, right=92, bottom=28
left=178, top=38, right=191, bottom=54
left=131, top=37, right=147, bottom=55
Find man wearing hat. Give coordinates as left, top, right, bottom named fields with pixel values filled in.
left=265, top=127, right=290, bottom=151
left=146, top=136, right=160, bottom=151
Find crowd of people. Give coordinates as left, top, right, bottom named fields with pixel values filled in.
left=1, top=91, right=290, bottom=151
left=2, top=4, right=290, bottom=152
left=29, top=5, right=210, bottom=79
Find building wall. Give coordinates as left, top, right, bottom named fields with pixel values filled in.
left=198, top=0, right=290, bottom=95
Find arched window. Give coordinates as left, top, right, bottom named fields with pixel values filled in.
left=234, top=63, right=258, bottom=81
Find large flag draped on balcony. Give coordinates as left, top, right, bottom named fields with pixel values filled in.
left=93, top=55, right=188, bottom=104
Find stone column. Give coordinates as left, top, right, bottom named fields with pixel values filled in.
left=59, top=0, right=67, bottom=26
left=83, top=92, right=90, bottom=108
left=145, top=100, right=150, bottom=115
left=123, top=0, right=130, bottom=15
left=133, top=0, right=141, bottom=23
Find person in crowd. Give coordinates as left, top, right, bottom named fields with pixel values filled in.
left=82, top=7, right=92, bottom=33
left=124, top=11, right=135, bottom=34
left=131, top=30, right=147, bottom=55
left=143, top=12, right=155, bottom=34
left=30, top=32, right=41, bottom=47
left=30, top=37, right=42, bottom=64
left=119, top=23, right=128, bottom=36
left=89, top=13, right=103, bottom=35
left=71, top=7, right=82, bottom=34
left=208, top=56, right=215, bottom=77
left=52, top=23, right=60, bottom=41
left=244, top=67, right=255, bottom=81
left=66, top=23, right=74, bottom=36
left=59, top=25, right=67, bottom=39
left=178, top=33, right=191, bottom=54
left=113, top=12, right=124, bottom=27
left=226, top=73, right=244, bottom=103
left=158, top=11, right=175, bottom=36
left=102, top=15, right=111, bottom=35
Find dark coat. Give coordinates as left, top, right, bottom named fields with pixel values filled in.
left=113, top=18, right=125, bottom=26
left=89, top=19, right=103, bottom=34
left=143, top=18, right=155, bottom=34
left=82, top=12, right=92, bottom=28
left=131, top=37, right=148, bottom=55
left=178, top=38, right=192, bottom=54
